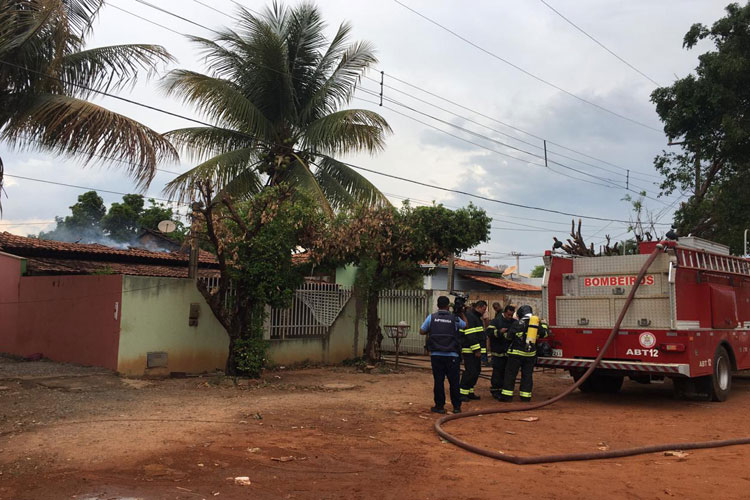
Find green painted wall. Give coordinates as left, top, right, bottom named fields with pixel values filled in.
left=267, top=295, right=364, bottom=365
left=335, top=264, right=358, bottom=286
left=118, top=276, right=229, bottom=376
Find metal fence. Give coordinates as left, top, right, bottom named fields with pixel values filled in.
left=378, top=289, right=431, bottom=355
left=269, top=282, right=353, bottom=340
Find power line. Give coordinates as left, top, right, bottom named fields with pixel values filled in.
left=1, top=44, right=675, bottom=227
left=538, top=0, right=661, bottom=86
left=357, top=87, right=625, bottom=189
left=392, top=0, right=662, bottom=133
left=380, top=72, right=663, bottom=180
left=363, top=74, right=659, bottom=185
left=131, top=0, right=216, bottom=33
left=113, top=0, right=666, bottom=186
left=312, top=158, right=671, bottom=225
left=356, top=91, right=675, bottom=206
left=123, top=0, right=664, bottom=182
left=3, top=174, right=186, bottom=206
left=355, top=94, right=621, bottom=191
left=108, top=3, right=186, bottom=36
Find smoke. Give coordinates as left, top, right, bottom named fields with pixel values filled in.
left=38, top=225, right=175, bottom=253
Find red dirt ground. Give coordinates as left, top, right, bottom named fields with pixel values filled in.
left=1, top=357, right=749, bottom=499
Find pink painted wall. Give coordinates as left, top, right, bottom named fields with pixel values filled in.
left=0, top=253, right=23, bottom=352
left=0, top=262, right=123, bottom=370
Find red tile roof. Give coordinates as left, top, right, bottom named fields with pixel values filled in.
left=463, top=274, right=541, bottom=292
left=430, top=258, right=502, bottom=273
left=23, top=257, right=219, bottom=278
left=0, top=231, right=217, bottom=264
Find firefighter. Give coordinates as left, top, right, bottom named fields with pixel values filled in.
left=459, top=300, right=487, bottom=401
left=419, top=296, right=466, bottom=414
left=500, top=305, right=549, bottom=402
left=486, top=304, right=515, bottom=401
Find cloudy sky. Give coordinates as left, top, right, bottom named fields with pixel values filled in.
left=0, top=0, right=730, bottom=272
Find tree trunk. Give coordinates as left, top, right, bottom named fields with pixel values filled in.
left=364, top=288, right=382, bottom=361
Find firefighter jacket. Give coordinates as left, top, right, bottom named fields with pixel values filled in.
left=461, top=308, right=486, bottom=355
left=506, top=315, right=549, bottom=357
left=425, top=310, right=461, bottom=354
left=487, top=315, right=514, bottom=357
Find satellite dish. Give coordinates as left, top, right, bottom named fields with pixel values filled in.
left=157, top=220, right=177, bottom=233
left=503, top=265, right=517, bottom=276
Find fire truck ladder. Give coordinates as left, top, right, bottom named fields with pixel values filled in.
left=676, top=248, right=750, bottom=276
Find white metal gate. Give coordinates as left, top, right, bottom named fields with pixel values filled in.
left=378, top=289, right=431, bottom=355
left=269, top=282, right=353, bottom=340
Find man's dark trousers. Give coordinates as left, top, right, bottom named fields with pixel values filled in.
left=490, top=354, right=508, bottom=398
left=459, top=353, right=481, bottom=396
left=431, top=355, right=461, bottom=409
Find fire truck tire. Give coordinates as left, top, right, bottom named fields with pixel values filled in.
left=707, top=346, right=732, bottom=402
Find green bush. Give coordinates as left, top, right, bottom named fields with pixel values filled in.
left=233, top=337, right=269, bottom=378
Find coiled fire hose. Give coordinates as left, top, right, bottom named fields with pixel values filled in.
left=435, top=243, right=750, bottom=464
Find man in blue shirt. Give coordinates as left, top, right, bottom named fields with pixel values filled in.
left=420, top=296, right=466, bottom=414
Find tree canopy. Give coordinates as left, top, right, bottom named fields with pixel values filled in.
left=0, top=0, right=178, bottom=209
left=39, top=190, right=185, bottom=244
left=313, top=202, right=492, bottom=359
left=161, top=2, right=391, bottom=211
left=651, top=2, right=750, bottom=252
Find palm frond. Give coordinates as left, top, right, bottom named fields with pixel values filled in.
left=162, top=148, right=260, bottom=202
left=161, top=70, right=273, bottom=135
left=61, top=44, right=174, bottom=97
left=217, top=168, right=263, bottom=202
left=313, top=156, right=389, bottom=208
left=3, top=92, right=178, bottom=188
left=164, top=126, right=257, bottom=164
left=303, top=109, right=391, bottom=155
left=279, top=156, right=332, bottom=215
left=296, top=21, right=351, bottom=121
left=300, top=40, right=377, bottom=120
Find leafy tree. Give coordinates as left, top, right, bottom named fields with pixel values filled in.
left=39, top=191, right=185, bottom=243
left=529, top=265, right=545, bottom=278
left=315, top=202, right=491, bottom=360
left=651, top=2, right=750, bottom=251
left=161, top=2, right=391, bottom=211
left=0, top=0, right=178, bottom=208
left=101, top=194, right=145, bottom=242
left=39, top=190, right=105, bottom=241
left=192, top=182, right=325, bottom=375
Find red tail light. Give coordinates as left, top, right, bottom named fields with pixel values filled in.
left=659, top=343, right=685, bottom=352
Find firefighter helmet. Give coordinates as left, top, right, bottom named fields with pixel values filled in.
left=517, top=305, right=533, bottom=318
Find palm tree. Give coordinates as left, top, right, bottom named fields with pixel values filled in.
left=161, top=2, right=391, bottom=210
left=0, top=0, right=178, bottom=209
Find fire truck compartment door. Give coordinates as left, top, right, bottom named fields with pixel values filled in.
left=709, top=284, right=738, bottom=329
left=613, top=297, right=671, bottom=329
left=556, top=296, right=671, bottom=329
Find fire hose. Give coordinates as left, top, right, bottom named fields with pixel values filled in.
left=434, top=243, right=750, bottom=464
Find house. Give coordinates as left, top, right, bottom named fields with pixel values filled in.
left=421, top=258, right=543, bottom=314
left=135, top=228, right=183, bottom=253
left=0, top=232, right=227, bottom=376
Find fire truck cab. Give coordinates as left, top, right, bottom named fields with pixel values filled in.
left=537, top=236, right=750, bottom=401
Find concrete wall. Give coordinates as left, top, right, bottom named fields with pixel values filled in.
left=335, top=264, right=358, bottom=286
left=118, top=276, right=229, bottom=376
left=0, top=253, right=23, bottom=356
left=267, top=295, right=364, bottom=365
left=0, top=254, right=123, bottom=370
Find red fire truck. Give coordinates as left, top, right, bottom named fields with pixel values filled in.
left=537, top=236, right=750, bottom=401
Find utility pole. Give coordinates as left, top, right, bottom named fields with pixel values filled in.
left=447, top=254, right=455, bottom=292
left=510, top=251, right=521, bottom=275
left=188, top=201, right=200, bottom=280
left=471, top=250, right=488, bottom=265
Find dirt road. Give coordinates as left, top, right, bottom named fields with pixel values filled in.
left=1, top=355, right=749, bottom=499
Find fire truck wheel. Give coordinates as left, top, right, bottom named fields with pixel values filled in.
left=708, top=346, right=732, bottom=402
